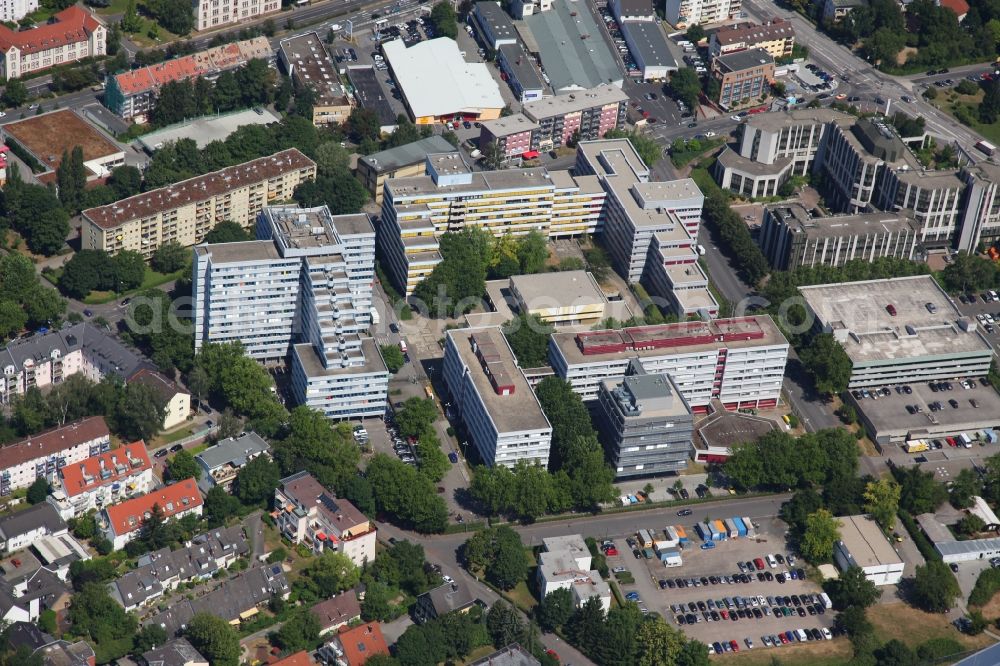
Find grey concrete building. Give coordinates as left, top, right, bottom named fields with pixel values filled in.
left=497, top=43, right=545, bottom=103
left=473, top=1, right=518, bottom=50
left=956, top=160, right=1000, bottom=252
left=758, top=203, right=922, bottom=270
left=596, top=361, right=694, bottom=479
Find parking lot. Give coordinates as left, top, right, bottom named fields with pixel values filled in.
left=954, top=290, right=1000, bottom=356
left=600, top=518, right=837, bottom=654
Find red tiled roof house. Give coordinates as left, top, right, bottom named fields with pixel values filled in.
left=0, top=7, right=106, bottom=80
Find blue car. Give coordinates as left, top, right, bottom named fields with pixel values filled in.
left=448, top=451, right=459, bottom=463
left=700, top=541, right=716, bottom=550
left=626, top=592, right=640, bottom=601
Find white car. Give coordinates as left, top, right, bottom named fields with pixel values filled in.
left=705, top=130, right=716, bottom=137
left=745, top=638, right=754, bottom=649
left=731, top=114, right=741, bottom=121
left=0, top=111, right=6, bottom=118
left=442, top=575, right=454, bottom=584
left=821, top=628, right=832, bottom=640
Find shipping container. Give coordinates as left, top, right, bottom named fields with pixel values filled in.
left=638, top=529, right=654, bottom=548
left=697, top=523, right=712, bottom=540
left=712, top=520, right=728, bottom=540
left=653, top=540, right=672, bottom=553
left=660, top=548, right=682, bottom=567
left=742, top=517, right=756, bottom=538
left=732, top=516, right=748, bottom=537
left=723, top=518, right=739, bottom=538
left=987, top=430, right=999, bottom=444
left=675, top=525, right=689, bottom=543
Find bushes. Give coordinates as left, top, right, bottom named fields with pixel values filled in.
left=898, top=509, right=940, bottom=562
left=702, top=188, right=769, bottom=285
left=969, top=567, right=1000, bottom=607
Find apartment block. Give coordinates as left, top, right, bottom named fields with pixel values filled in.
left=479, top=85, right=629, bottom=157
left=379, top=152, right=603, bottom=296
left=665, top=0, right=742, bottom=28
left=709, top=18, right=795, bottom=60
left=442, top=327, right=552, bottom=468
left=800, top=276, right=993, bottom=388
left=195, top=432, right=271, bottom=494
left=0, top=7, right=105, bottom=79
left=759, top=203, right=921, bottom=270
left=104, top=37, right=272, bottom=121
left=274, top=471, right=376, bottom=567
left=195, top=0, right=279, bottom=31
left=82, top=149, right=316, bottom=259
left=47, top=442, right=153, bottom=520
left=596, top=361, right=694, bottom=478
left=194, top=205, right=386, bottom=420
left=712, top=48, right=775, bottom=110
left=279, top=33, right=353, bottom=126
left=101, top=479, right=203, bottom=550
left=956, top=161, right=1000, bottom=252
left=356, top=136, right=456, bottom=206
left=549, top=317, right=790, bottom=413
left=0, top=417, right=110, bottom=498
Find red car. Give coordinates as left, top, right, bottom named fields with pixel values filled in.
left=605, top=547, right=619, bottom=557
left=546, top=650, right=560, bottom=662
left=730, top=640, right=739, bottom=653
left=779, top=634, right=789, bottom=645
left=720, top=610, right=728, bottom=620
left=946, top=436, right=957, bottom=447
left=754, top=558, right=766, bottom=570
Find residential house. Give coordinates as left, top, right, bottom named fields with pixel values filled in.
left=470, top=645, right=541, bottom=666
left=100, top=479, right=204, bottom=550
left=536, top=535, right=611, bottom=611
left=5, top=622, right=96, bottom=666
left=0, top=567, right=71, bottom=623
left=271, top=651, right=314, bottom=666
left=320, top=623, right=389, bottom=666
left=47, top=442, right=154, bottom=520
left=311, top=593, right=362, bottom=635
left=194, top=432, right=271, bottom=493
left=30, top=533, right=91, bottom=580
left=273, top=472, right=376, bottom=567
left=128, top=369, right=191, bottom=430
left=0, top=416, right=111, bottom=497
left=141, top=638, right=208, bottom=666
left=0, top=503, right=67, bottom=553
left=413, top=582, right=477, bottom=623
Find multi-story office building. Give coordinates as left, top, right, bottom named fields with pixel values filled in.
left=549, top=316, right=790, bottom=413
left=473, top=1, right=518, bottom=50
left=274, top=471, right=376, bottom=566
left=357, top=136, right=458, bottom=206
left=508, top=270, right=610, bottom=327
left=0, top=7, right=105, bottom=79
left=0, top=417, right=110, bottom=497
left=478, top=85, right=629, bottom=157
left=714, top=108, right=843, bottom=198
left=101, top=479, right=204, bottom=550
left=497, top=43, right=545, bottom=103
left=194, top=205, right=387, bottom=420
left=47, top=442, right=153, bottom=520
left=759, top=203, right=921, bottom=270
left=665, top=0, right=742, bottom=29
left=956, top=160, right=1000, bottom=252
left=712, top=48, right=775, bottom=110
left=800, top=276, right=994, bottom=388
left=379, top=152, right=605, bottom=296
left=595, top=361, right=694, bottom=479
left=83, top=149, right=316, bottom=259
left=279, top=33, right=353, bottom=126
left=195, top=0, right=279, bottom=31
left=195, top=432, right=271, bottom=493
left=442, top=327, right=552, bottom=468
left=104, top=37, right=272, bottom=121
left=708, top=18, right=795, bottom=59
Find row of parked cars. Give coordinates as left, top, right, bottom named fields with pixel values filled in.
left=597, top=8, right=640, bottom=75
left=708, top=627, right=833, bottom=655
left=958, top=290, right=1000, bottom=304
left=673, top=591, right=830, bottom=627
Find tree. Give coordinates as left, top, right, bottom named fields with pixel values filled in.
left=272, top=407, right=360, bottom=492
left=120, top=0, right=141, bottom=32
left=516, top=231, right=549, bottom=274
left=132, top=625, right=168, bottom=655
left=668, top=68, right=702, bottom=109
left=834, top=605, right=872, bottom=637
left=3, top=79, right=28, bottom=108
left=800, top=333, right=853, bottom=395
left=958, top=513, right=986, bottom=536
left=535, top=588, right=573, bottom=631
left=464, top=526, right=528, bottom=590
left=108, top=165, right=142, bottom=199
left=826, top=565, right=879, bottom=610
left=302, top=551, right=361, bottom=598
left=166, top=450, right=201, bottom=481
left=187, top=365, right=210, bottom=413
left=380, top=344, right=405, bottom=373
left=486, top=601, right=524, bottom=649
left=69, top=583, right=138, bottom=663
left=234, top=454, right=281, bottom=505
left=145, top=0, right=194, bottom=34
left=346, top=108, right=381, bottom=144
left=430, top=1, right=458, bottom=38
left=365, top=454, right=448, bottom=533
left=780, top=489, right=825, bottom=535
left=314, top=141, right=351, bottom=175
left=112, top=250, right=146, bottom=291
left=874, top=639, right=917, bottom=666
left=59, top=250, right=115, bottom=298
left=293, top=173, right=369, bottom=214
left=684, top=24, right=705, bottom=43
left=635, top=619, right=688, bottom=666
left=26, top=476, right=49, bottom=504
left=394, top=397, right=438, bottom=439
left=911, top=560, right=960, bottom=613
left=863, top=476, right=900, bottom=531
left=185, top=613, right=241, bottom=666
left=565, top=598, right=605, bottom=657
left=416, top=433, right=450, bottom=482
left=204, top=220, right=251, bottom=244
left=204, top=485, right=241, bottom=525
left=951, top=467, right=983, bottom=509
left=482, top=140, right=505, bottom=170
left=801, top=509, right=841, bottom=563
left=271, top=608, right=321, bottom=652
left=893, top=464, right=949, bottom=514
left=0, top=300, right=27, bottom=342
left=602, top=128, right=662, bottom=166
left=56, top=146, right=86, bottom=213
left=152, top=241, right=189, bottom=274
left=114, top=381, right=167, bottom=441
left=501, top=313, right=553, bottom=368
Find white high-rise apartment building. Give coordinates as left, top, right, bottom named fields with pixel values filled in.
left=665, top=0, right=742, bottom=28
left=193, top=206, right=388, bottom=420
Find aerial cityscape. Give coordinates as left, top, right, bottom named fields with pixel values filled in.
left=0, top=0, right=997, bottom=662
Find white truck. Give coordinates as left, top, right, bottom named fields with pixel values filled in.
left=370, top=306, right=380, bottom=325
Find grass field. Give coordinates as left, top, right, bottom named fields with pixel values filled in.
left=70, top=265, right=186, bottom=305
left=723, top=638, right=854, bottom=665
left=867, top=603, right=994, bottom=653
left=929, top=90, right=1000, bottom=146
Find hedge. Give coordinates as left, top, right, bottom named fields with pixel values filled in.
left=969, top=567, right=1000, bottom=607
left=898, top=509, right=940, bottom=562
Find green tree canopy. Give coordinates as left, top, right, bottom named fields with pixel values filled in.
left=166, top=449, right=200, bottom=481
left=801, top=509, right=841, bottom=563
left=185, top=613, right=241, bottom=666
left=464, top=525, right=528, bottom=590
left=910, top=560, right=960, bottom=613
left=234, top=454, right=281, bottom=505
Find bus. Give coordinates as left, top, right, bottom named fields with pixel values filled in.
left=975, top=140, right=997, bottom=156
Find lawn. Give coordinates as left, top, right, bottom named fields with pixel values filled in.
left=724, top=638, right=854, bottom=665
left=866, top=603, right=994, bottom=653
left=79, top=266, right=186, bottom=305
left=929, top=91, right=1000, bottom=146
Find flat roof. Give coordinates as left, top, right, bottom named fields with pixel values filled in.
left=385, top=166, right=552, bottom=198
left=480, top=113, right=541, bottom=138
left=476, top=1, right=517, bottom=42
left=744, top=107, right=850, bottom=132
left=765, top=202, right=919, bottom=239
left=601, top=371, right=691, bottom=419
left=851, top=382, right=1000, bottom=438
left=279, top=32, right=350, bottom=107
left=799, top=276, right=994, bottom=363
left=552, top=316, right=788, bottom=366
left=195, top=240, right=283, bottom=263
left=382, top=38, right=504, bottom=118
left=836, top=514, right=903, bottom=568
left=291, top=338, right=387, bottom=378
left=523, top=84, right=628, bottom=120
left=716, top=145, right=793, bottom=177
left=715, top=48, right=774, bottom=73
left=137, top=107, right=281, bottom=151
left=620, top=21, right=677, bottom=68
left=525, top=0, right=623, bottom=91
left=498, top=43, right=544, bottom=91
left=632, top=177, right=703, bottom=204
left=510, top=270, right=605, bottom=310
left=84, top=149, right=315, bottom=230
left=447, top=327, right=551, bottom=433
left=697, top=409, right=778, bottom=449
left=346, top=66, right=397, bottom=127
left=3, top=109, right=122, bottom=173
left=358, top=136, right=456, bottom=174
